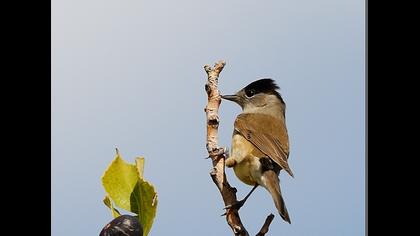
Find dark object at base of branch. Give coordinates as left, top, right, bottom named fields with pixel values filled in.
left=99, top=215, right=143, bottom=236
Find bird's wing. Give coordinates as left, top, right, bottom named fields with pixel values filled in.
left=234, top=113, right=294, bottom=177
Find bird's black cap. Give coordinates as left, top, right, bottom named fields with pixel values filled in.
left=243, top=78, right=284, bottom=104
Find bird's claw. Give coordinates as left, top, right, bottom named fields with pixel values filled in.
left=221, top=199, right=246, bottom=216
left=223, top=199, right=246, bottom=211
left=223, top=147, right=229, bottom=157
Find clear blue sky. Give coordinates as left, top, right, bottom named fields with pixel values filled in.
left=52, top=0, right=365, bottom=235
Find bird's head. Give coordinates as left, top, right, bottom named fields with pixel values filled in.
left=221, top=78, right=285, bottom=115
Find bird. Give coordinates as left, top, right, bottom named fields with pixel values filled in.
left=221, top=78, right=293, bottom=224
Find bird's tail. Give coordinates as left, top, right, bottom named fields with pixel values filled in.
left=263, top=170, right=291, bottom=224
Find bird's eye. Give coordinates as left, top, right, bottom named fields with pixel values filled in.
left=245, top=89, right=256, bottom=97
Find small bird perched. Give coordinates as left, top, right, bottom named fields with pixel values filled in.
left=221, top=78, right=293, bottom=224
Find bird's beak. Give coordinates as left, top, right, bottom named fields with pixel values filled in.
left=221, top=94, right=241, bottom=103
left=221, top=93, right=245, bottom=108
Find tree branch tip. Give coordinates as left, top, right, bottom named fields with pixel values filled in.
left=215, top=60, right=226, bottom=67
left=213, top=60, right=226, bottom=73
left=204, top=64, right=212, bottom=72
left=255, top=213, right=275, bottom=236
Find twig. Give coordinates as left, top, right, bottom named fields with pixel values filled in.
left=256, top=214, right=275, bottom=236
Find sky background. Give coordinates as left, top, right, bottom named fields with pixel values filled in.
left=52, top=0, right=365, bottom=235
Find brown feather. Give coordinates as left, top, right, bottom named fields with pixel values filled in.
left=234, top=113, right=294, bottom=177
left=263, top=170, right=291, bottom=223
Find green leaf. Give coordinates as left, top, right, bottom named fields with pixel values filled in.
left=134, top=158, right=158, bottom=236
left=103, top=195, right=121, bottom=218
left=136, top=157, right=144, bottom=179
left=102, top=151, right=158, bottom=236
left=102, top=153, right=139, bottom=212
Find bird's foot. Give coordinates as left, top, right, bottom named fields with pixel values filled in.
left=225, top=158, right=236, bottom=167
left=206, top=147, right=228, bottom=159
left=220, top=147, right=236, bottom=167
left=223, top=147, right=229, bottom=157
left=224, top=199, right=246, bottom=210
left=221, top=199, right=246, bottom=216
left=221, top=184, right=258, bottom=216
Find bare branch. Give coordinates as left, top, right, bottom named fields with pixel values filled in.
left=203, top=60, right=249, bottom=236
left=256, top=214, right=275, bottom=236
left=203, top=60, right=276, bottom=236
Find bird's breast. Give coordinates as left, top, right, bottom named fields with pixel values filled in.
left=231, top=133, right=263, bottom=186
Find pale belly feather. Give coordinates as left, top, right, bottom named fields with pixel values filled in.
left=231, top=134, right=263, bottom=186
